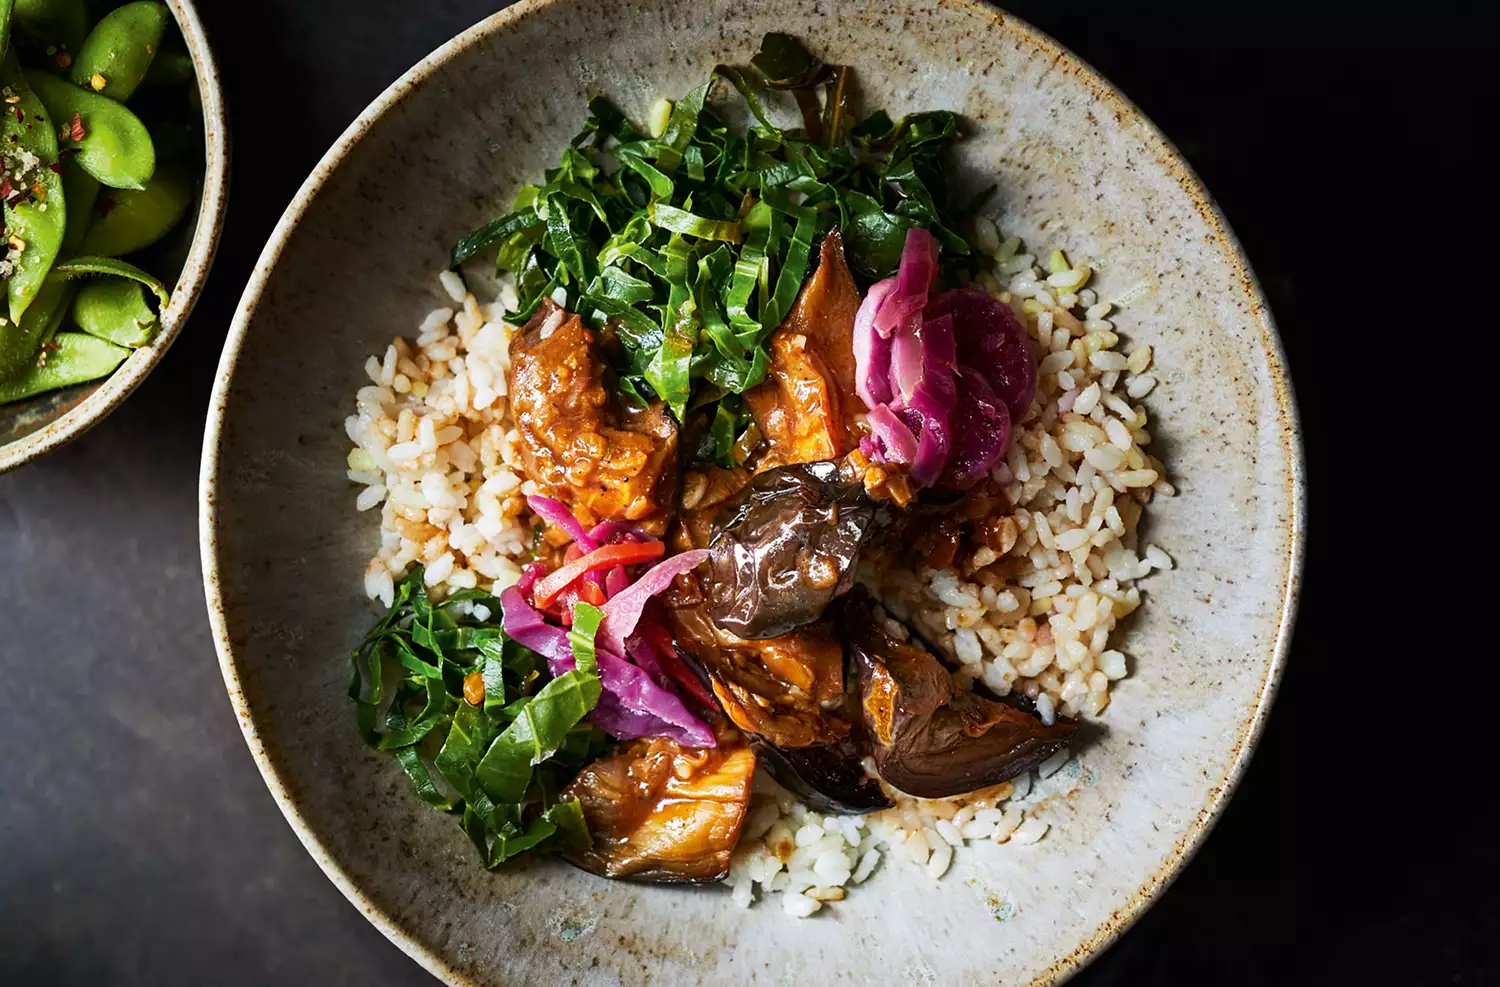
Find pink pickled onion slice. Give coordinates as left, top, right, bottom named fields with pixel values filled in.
left=588, top=655, right=715, bottom=747
left=526, top=495, right=597, bottom=552
left=925, top=288, right=1036, bottom=422
left=905, top=313, right=959, bottom=487
left=936, top=365, right=1011, bottom=490
left=604, top=566, right=630, bottom=599
left=515, top=561, right=548, bottom=598
left=586, top=521, right=650, bottom=544
left=628, top=628, right=716, bottom=709
left=865, top=403, right=918, bottom=464
left=889, top=324, right=924, bottom=408
left=853, top=279, right=897, bottom=407
left=872, top=228, right=939, bottom=338
left=597, top=550, right=710, bottom=658
left=498, top=587, right=715, bottom=747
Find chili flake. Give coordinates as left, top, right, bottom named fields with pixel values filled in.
left=47, top=162, right=62, bottom=175
left=30, top=182, right=45, bottom=201
left=55, top=51, right=73, bottom=70
left=8, top=235, right=25, bottom=253
left=89, top=73, right=108, bottom=92
left=12, top=107, right=21, bottom=123
left=70, top=113, right=85, bottom=142
left=0, top=178, right=11, bottom=199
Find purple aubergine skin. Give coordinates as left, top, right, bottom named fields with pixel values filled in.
left=704, top=461, right=878, bottom=640
left=928, top=287, right=1038, bottom=424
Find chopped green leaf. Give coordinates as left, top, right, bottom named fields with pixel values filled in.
left=568, top=602, right=604, bottom=674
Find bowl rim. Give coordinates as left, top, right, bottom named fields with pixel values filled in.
left=0, top=0, right=231, bottom=475
left=198, top=1, right=1305, bottom=983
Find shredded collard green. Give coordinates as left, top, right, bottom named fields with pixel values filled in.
left=449, top=33, right=975, bottom=451
left=349, top=568, right=608, bottom=867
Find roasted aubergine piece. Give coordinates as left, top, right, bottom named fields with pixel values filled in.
left=562, top=727, right=755, bottom=883
left=507, top=299, right=678, bottom=533
left=841, top=588, right=1078, bottom=799
left=705, top=461, right=883, bottom=640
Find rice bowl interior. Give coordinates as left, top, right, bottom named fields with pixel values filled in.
left=200, top=1, right=1302, bottom=984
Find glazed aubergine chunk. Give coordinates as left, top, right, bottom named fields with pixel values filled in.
left=752, top=737, right=891, bottom=815
left=841, top=589, right=1078, bottom=799
left=705, top=461, right=881, bottom=639
left=745, top=229, right=868, bottom=468
left=561, top=727, right=756, bottom=883
left=665, top=596, right=851, bottom=749
left=507, top=299, right=679, bottom=534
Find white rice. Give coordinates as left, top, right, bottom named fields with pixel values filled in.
left=726, top=749, right=1091, bottom=915
left=344, top=224, right=1172, bottom=914
left=344, top=274, right=536, bottom=608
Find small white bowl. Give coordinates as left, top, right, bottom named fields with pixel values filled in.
left=0, top=0, right=229, bottom=474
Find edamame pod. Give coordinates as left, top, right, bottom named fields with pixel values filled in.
left=12, top=0, right=88, bottom=55
left=76, top=165, right=187, bottom=256
left=139, top=46, right=189, bottom=87
left=1, top=52, right=66, bottom=325
left=0, top=330, right=128, bottom=403
left=25, top=69, right=155, bottom=189
left=0, top=271, right=73, bottom=380
left=71, top=2, right=169, bottom=102
left=50, top=253, right=170, bottom=307
left=70, top=273, right=155, bottom=346
left=59, top=154, right=99, bottom=251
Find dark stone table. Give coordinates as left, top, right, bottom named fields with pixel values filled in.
left=1, top=2, right=1485, bottom=984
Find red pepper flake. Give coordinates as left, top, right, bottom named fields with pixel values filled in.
left=99, top=195, right=117, bottom=215
left=11, top=107, right=21, bottom=123
left=70, top=112, right=85, bottom=142
left=47, top=162, right=62, bottom=175
left=55, top=51, right=73, bottom=70
left=0, top=178, right=11, bottom=200
left=4, top=193, right=25, bottom=208
left=43, top=341, right=61, bottom=350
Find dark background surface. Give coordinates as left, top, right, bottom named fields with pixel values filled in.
left=0, top=2, right=1485, bottom=985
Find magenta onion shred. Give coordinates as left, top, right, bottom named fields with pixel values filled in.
left=597, top=550, right=709, bottom=658
left=525, top=495, right=598, bottom=552
left=498, top=587, right=715, bottom=747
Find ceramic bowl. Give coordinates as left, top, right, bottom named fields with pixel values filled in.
left=201, top=1, right=1303, bottom=983
left=0, top=0, right=229, bottom=474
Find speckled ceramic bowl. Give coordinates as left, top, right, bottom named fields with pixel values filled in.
left=200, top=1, right=1302, bottom=983
left=0, top=0, right=229, bottom=474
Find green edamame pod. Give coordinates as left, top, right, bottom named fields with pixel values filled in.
left=70, top=273, right=155, bottom=346
left=0, top=330, right=128, bottom=403
left=51, top=254, right=170, bottom=307
left=25, top=69, right=154, bottom=189
left=71, top=2, right=169, bottom=102
left=76, top=165, right=187, bottom=256
left=12, top=0, right=88, bottom=55
left=139, top=46, right=190, bottom=87
left=58, top=153, right=99, bottom=251
left=0, top=271, right=73, bottom=380
left=1, top=53, right=66, bottom=325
